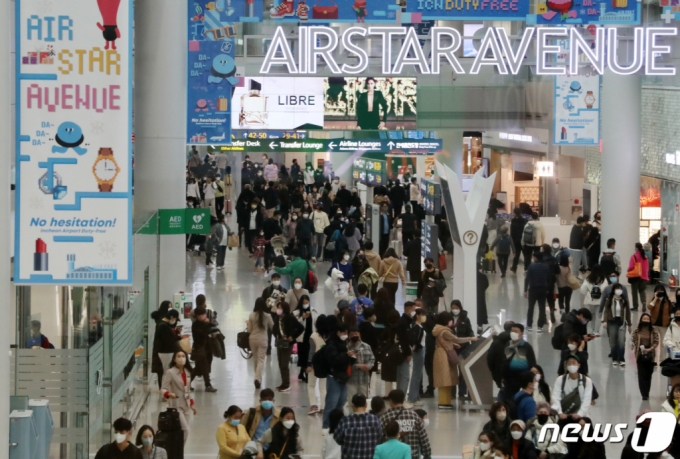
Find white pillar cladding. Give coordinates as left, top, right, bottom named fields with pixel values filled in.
left=134, top=0, right=188, bottom=297
left=0, top=0, right=11, bottom=454
left=600, top=70, right=641, bottom=277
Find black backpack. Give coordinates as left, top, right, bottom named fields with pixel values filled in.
left=590, top=285, right=602, bottom=299
left=551, top=323, right=564, bottom=350
left=312, top=345, right=330, bottom=378
left=600, top=252, right=617, bottom=276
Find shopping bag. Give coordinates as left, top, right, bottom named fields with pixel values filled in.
left=179, top=337, right=191, bottom=354
left=227, top=233, right=239, bottom=248
left=438, top=252, right=447, bottom=270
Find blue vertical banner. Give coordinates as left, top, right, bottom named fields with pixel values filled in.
left=15, top=0, right=133, bottom=285
left=187, top=1, right=242, bottom=144
left=553, top=74, right=600, bottom=145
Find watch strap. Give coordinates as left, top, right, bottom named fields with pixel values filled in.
left=99, top=184, right=113, bottom=192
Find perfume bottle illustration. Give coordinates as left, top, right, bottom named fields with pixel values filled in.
left=239, top=79, right=268, bottom=128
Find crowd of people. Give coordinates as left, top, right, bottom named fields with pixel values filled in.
left=92, top=154, right=680, bottom=459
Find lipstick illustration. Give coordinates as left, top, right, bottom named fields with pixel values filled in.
left=34, top=238, right=48, bottom=271
left=561, top=127, right=567, bottom=140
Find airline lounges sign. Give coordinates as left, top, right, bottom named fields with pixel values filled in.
left=15, top=0, right=133, bottom=285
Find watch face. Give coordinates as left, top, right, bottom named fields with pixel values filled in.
left=95, top=159, right=118, bottom=181
left=585, top=95, right=595, bottom=104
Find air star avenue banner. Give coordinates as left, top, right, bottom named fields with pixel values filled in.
left=15, top=0, right=133, bottom=285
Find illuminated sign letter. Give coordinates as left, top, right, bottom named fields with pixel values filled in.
left=368, top=27, right=406, bottom=74
left=496, top=27, right=534, bottom=75
left=569, top=27, right=605, bottom=75
left=260, top=26, right=298, bottom=74
left=607, top=27, right=643, bottom=75
left=341, top=28, right=369, bottom=74
left=536, top=28, right=566, bottom=75
left=308, top=27, right=341, bottom=74
left=430, top=27, right=464, bottom=74
left=470, top=28, right=507, bottom=75
left=392, top=27, right=431, bottom=74
left=646, top=27, right=677, bottom=76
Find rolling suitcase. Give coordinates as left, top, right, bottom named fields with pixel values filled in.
left=156, top=429, right=184, bottom=459
left=482, top=257, right=496, bottom=273
left=390, top=239, right=402, bottom=258
left=226, top=199, right=232, bottom=215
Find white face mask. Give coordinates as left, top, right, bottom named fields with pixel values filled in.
left=568, top=344, right=577, bottom=351
left=142, top=437, right=154, bottom=447
left=294, top=283, right=302, bottom=290
left=339, top=334, right=348, bottom=341
left=303, top=304, right=310, bottom=309
left=272, top=280, right=280, bottom=287
left=343, top=255, right=350, bottom=261
left=282, top=420, right=295, bottom=430
left=276, top=309, right=283, bottom=316
left=614, top=289, right=623, bottom=296
left=511, top=431, right=523, bottom=440
left=303, top=214, right=309, bottom=219
left=423, top=419, right=430, bottom=428
left=292, top=216, right=298, bottom=221
left=452, top=309, right=460, bottom=316
left=410, top=310, right=416, bottom=318
left=479, top=441, right=491, bottom=452
left=115, top=433, right=128, bottom=444
left=567, top=365, right=579, bottom=374
left=175, top=357, right=186, bottom=366
left=497, top=411, right=507, bottom=422
left=534, top=374, right=541, bottom=382
left=510, top=332, right=520, bottom=341
left=552, top=243, right=560, bottom=249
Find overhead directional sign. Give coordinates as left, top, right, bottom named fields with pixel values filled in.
left=218, top=138, right=442, bottom=153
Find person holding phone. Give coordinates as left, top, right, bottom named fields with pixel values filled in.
left=256, top=407, right=304, bottom=459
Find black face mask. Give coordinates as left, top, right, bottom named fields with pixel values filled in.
left=675, top=317, right=680, bottom=323
left=350, top=336, right=359, bottom=343
left=657, top=293, right=664, bottom=298
left=537, top=414, right=549, bottom=425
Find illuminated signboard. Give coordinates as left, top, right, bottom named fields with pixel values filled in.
left=420, top=179, right=442, bottom=215
left=353, top=158, right=386, bottom=187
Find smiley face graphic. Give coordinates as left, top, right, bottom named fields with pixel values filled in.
left=52, top=122, right=87, bottom=156
left=207, top=53, right=239, bottom=85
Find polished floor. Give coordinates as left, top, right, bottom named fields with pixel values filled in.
left=136, top=229, right=659, bottom=458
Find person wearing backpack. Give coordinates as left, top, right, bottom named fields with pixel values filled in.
left=513, top=371, right=537, bottom=423
left=551, top=355, right=593, bottom=420
left=599, top=238, right=622, bottom=275
left=417, top=258, right=446, bottom=314
left=521, top=213, right=545, bottom=271
left=502, top=324, right=537, bottom=401
left=580, top=266, right=607, bottom=334
left=490, top=226, right=516, bottom=277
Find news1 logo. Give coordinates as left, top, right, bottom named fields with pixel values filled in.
left=539, top=412, right=676, bottom=453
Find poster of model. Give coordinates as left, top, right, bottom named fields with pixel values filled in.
left=231, top=77, right=325, bottom=130
left=187, top=0, right=240, bottom=144
left=15, top=0, right=133, bottom=284
left=553, top=74, right=600, bottom=145
left=270, top=0, right=399, bottom=23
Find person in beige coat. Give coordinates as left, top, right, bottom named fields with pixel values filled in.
left=379, top=247, right=406, bottom=304
left=161, top=351, right=197, bottom=442
left=248, top=298, right=274, bottom=389
left=432, top=311, right=477, bottom=409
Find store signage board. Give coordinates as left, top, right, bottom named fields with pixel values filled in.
left=553, top=74, right=600, bottom=145
left=15, top=0, right=133, bottom=285
left=260, top=26, right=676, bottom=76
left=159, top=209, right=211, bottom=235
left=420, top=179, right=442, bottom=215
left=220, top=138, right=442, bottom=153
left=353, top=158, right=387, bottom=186
left=233, top=130, right=309, bottom=140
left=187, top=1, right=239, bottom=144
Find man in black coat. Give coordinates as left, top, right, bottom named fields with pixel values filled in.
left=263, top=181, right=280, bottom=218
left=389, top=179, right=407, bottom=218
left=192, top=307, right=217, bottom=392
left=322, top=323, right=351, bottom=429
left=290, top=158, right=301, bottom=183
left=295, top=212, right=315, bottom=260
left=510, top=208, right=528, bottom=273
left=404, top=233, right=422, bottom=282
left=399, top=204, right=419, bottom=246
left=487, top=321, right=514, bottom=388
left=334, top=182, right=353, bottom=212
left=378, top=203, right=392, bottom=257
left=263, top=211, right=283, bottom=269
left=395, top=302, right=415, bottom=394
left=236, top=184, right=256, bottom=244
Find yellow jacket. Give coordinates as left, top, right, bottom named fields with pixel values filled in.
left=379, top=256, right=406, bottom=284
left=216, top=422, right=250, bottom=459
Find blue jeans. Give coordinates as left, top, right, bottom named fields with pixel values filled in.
left=322, top=376, right=347, bottom=428
left=408, top=347, right=425, bottom=403
left=607, top=317, right=626, bottom=362
left=397, top=359, right=411, bottom=394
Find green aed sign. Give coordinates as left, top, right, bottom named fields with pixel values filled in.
left=159, top=208, right=210, bottom=235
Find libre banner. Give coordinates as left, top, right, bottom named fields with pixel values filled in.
left=553, top=74, right=600, bottom=145
left=187, top=0, right=239, bottom=144
left=271, top=0, right=399, bottom=23
left=15, top=0, right=133, bottom=285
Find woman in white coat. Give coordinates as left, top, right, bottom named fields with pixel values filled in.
left=162, top=350, right=197, bottom=442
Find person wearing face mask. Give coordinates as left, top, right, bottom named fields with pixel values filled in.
left=404, top=308, right=427, bottom=407
left=283, top=211, right=299, bottom=245
left=151, top=309, right=183, bottom=391
left=162, top=351, right=197, bottom=442
left=600, top=282, right=632, bottom=366
left=433, top=310, right=478, bottom=408
left=350, top=283, right=373, bottom=325
left=346, top=328, right=375, bottom=403
left=631, top=313, right=660, bottom=400
left=135, top=425, right=168, bottom=459
left=257, top=408, right=304, bottom=459
left=261, top=273, right=288, bottom=300
left=295, top=210, right=315, bottom=260
left=248, top=298, right=274, bottom=389
left=551, top=355, right=593, bottom=420
left=568, top=217, right=587, bottom=277
left=190, top=307, right=218, bottom=393
left=293, top=294, right=316, bottom=383
left=94, top=418, right=142, bottom=459
left=450, top=300, right=475, bottom=398
left=663, top=309, right=680, bottom=355
left=649, top=284, right=672, bottom=334
left=627, top=242, right=650, bottom=311
left=482, top=403, right=512, bottom=446
left=489, top=226, right=516, bottom=278
left=343, top=217, right=363, bottom=261
left=417, top=257, right=446, bottom=314
left=558, top=334, right=589, bottom=378
left=580, top=265, right=606, bottom=334
left=252, top=229, right=268, bottom=273
left=508, top=420, right=537, bottom=459
left=472, top=431, right=499, bottom=459
left=414, top=408, right=429, bottom=429
left=322, top=323, right=352, bottom=429
left=312, top=203, right=330, bottom=261
left=403, top=230, right=422, bottom=283
left=379, top=248, right=406, bottom=304
left=276, top=249, right=313, bottom=295
left=241, top=389, right=281, bottom=441
left=525, top=402, right=567, bottom=459
left=329, top=250, right=355, bottom=290
left=273, top=302, right=305, bottom=392
left=530, top=366, right=552, bottom=404
left=502, top=324, right=537, bottom=401
left=216, top=406, right=250, bottom=459
left=303, top=161, right=315, bottom=192
left=242, top=198, right=263, bottom=254
left=394, top=302, right=417, bottom=398
left=307, top=315, right=332, bottom=415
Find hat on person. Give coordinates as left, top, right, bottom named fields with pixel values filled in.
left=510, top=420, right=526, bottom=431
left=565, top=354, right=580, bottom=363
left=337, top=300, right=350, bottom=311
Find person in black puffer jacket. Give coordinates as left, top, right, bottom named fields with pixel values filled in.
left=510, top=208, right=528, bottom=273
left=399, top=204, right=419, bottom=246
left=487, top=321, right=514, bottom=389
left=451, top=300, right=475, bottom=398
left=322, top=322, right=350, bottom=429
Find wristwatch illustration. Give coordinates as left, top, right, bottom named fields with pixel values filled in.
left=92, top=148, right=121, bottom=192
left=584, top=91, right=596, bottom=109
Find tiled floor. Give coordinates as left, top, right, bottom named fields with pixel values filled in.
left=136, top=236, right=659, bottom=458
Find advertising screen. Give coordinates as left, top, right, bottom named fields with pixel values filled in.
left=324, top=77, right=417, bottom=130
left=231, top=77, right=325, bottom=130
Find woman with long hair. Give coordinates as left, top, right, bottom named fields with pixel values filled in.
left=248, top=298, right=274, bottom=389
left=373, top=287, right=394, bottom=329
left=530, top=365, right=552, bottom=404
left=631, top=313, right=660, bottom=400
left=161, top=350, right=196, bottom=441
left=482, top=403, right=511, bottom=446
left=627, top=242, right=650, bottom=311
left=216, top=405, right=250, bottom=459
left=274, top=302, right=304, bottom=392
left=293, top=294, right=317, bottom=383
left=343, top=219, right=363, bottom=261
left=601, top=282, right=632, bottom=366
left=648, top=284, right=673, bottom=334
left=307, top=315, right=331, bottom=415
left=136, top=425, right=168, bottom=459
left=580, top=265, right=607, bottom=333
left=555, top=255, right=572, bottom=313
left=257, top=407, right=304, bottom=459
left=379, top=247, right=406, bottom=304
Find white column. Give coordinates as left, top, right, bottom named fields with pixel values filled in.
left=600, top=70, right=641, bottom=274
left=436, top=129, right=464, bottom=177
left=0, top=0, right=11, bottom=453
left=135, top=0, right=187, bottom=297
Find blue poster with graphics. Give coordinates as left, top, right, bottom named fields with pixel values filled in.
left=405, top=0, right=530, bottom=21
left=271, top=0, right=399, bottom=23
left=187, top=1, right=243, bottom=144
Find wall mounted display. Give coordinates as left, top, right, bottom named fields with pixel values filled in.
left=15, top=0, right=133, bottom=284
left=270, top=0, right=399, bottom=23
left=187, top=0, right=239, bottom=144
left=231, top=77, right=325, bottom=130
left=353, top=158, right=387, bottom=186
left=553, top=74, right=600, bottom=145
left=405, top=0, right=530, bottom=21
left=324, top=77, right=417, bottom=130
left=420, top=179, right=442, bottom=215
